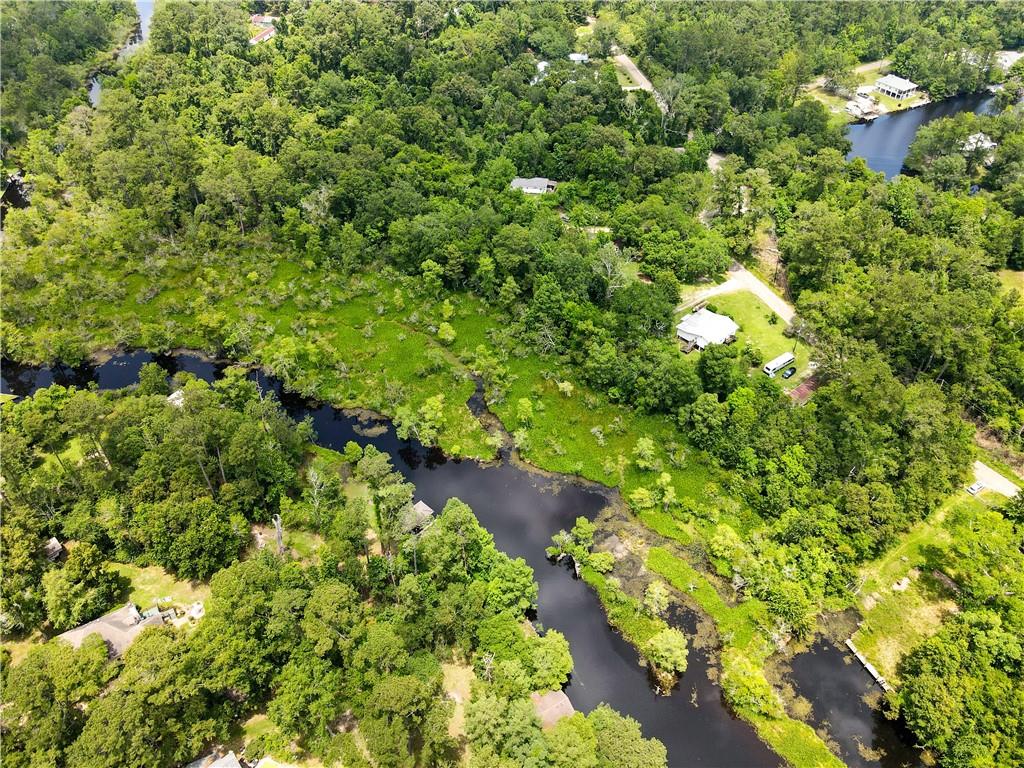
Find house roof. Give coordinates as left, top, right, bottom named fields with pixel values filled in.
left=964, top=132, right=997, bottom=151
left=568, top=53, right=589, bottom=62
left=531, top=690, right=575, bottom=728
left=675, top=308, right=739, bottom=348
left=875, top=73, right=917, bottom=92
left=186, top=752, right=244, bottom=768
left=249, top=27, right=277, bottom=44
left=44, top=536, right=64, bottom=560
left=56, top=602, right=165, bottom=657
left=403, top=500, right=436, bottom=533
left=510, top=177, right=555, bottom=191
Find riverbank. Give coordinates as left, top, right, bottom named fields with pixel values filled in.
left=1, top=350, right=784, bottom=768
left=0, top=258, right=908, bottom=767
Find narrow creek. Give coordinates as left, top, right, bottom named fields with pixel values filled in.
left=88, top=0, right=155, bottom=107
left=1, top=351, right=781, bottom=767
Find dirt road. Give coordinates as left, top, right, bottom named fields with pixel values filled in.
left=972, top=460, right=1021, bottom=498
left=678, top=261, right=796, bottom=324
left=612, top=52, right=667, bottom=113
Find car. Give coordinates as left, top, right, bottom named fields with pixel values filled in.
left=780, top=366, right=798, bottom=380
left=966, top=481, right=984, bottom=495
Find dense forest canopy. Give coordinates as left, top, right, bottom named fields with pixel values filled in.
left=2, top=1, right=1024, bottom=767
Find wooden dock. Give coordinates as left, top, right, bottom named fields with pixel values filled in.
left=845, top=639, right=894, bottom=693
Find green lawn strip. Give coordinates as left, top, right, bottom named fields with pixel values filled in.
left=750, top=715, right=846, bottom=768
left=701, top=291, right=812, bottom=389
left=997, top=269, right=1024, bottom=294
left=647, top=547, right=841, bottom=768
left=110, top=562, right=211, bottom=611
left=850, top=494, right=985, bottom=683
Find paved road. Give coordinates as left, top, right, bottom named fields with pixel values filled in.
left=679, top=261, right=796, bottom=324
left=612, top=52, right=667, bottom=113
left=972, top=460, right=1021, bottom=498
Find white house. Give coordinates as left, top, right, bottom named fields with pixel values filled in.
left=675, top=308, right=739, bottom=350
left=962, top=132, right=998, bottom=166
left=510, top=177, right=557, bottom=195
left=875, top=74, right=918, bottom=100
left=568, top=53, right=590, bottom=64
left=531, top=60, right=550, bottom=85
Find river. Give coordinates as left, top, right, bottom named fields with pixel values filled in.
left=845, top=92, right=998, bottom=178
left=0, top=351, right=780, bottom=768
left=88, top=0, right=154, bottom=107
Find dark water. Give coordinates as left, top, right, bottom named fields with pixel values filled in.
left=1, top=172, right=30, bottom=225
left=846, top=92, right=997, bottom=178
left=88, top=0, right=155, bottom=107
left=1, top=351, right=780, bottom=768
left=787, top=639, right=922, bottom=768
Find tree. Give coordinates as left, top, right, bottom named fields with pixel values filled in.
left=488, top=555, right=538, bottom=614
left=530, top=629, right=573, bottom=691
left=589, top=705, right=667, bottom=768
left=545, top=713, right=598, bottom=768
left=645, top=628, right=688, bottom=674
left=643, top=581, right=670, bottom=617
left=42, top=543, right=120, bottom=632
left=1, top=635, right=113, bottom=767
left=721, top=650, right=783, bottom=718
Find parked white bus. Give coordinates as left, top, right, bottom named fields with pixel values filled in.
left=763, top=351, right=795, bottom=377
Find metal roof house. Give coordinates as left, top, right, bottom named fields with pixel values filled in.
left=531, top=690, right=575, bottom=728
left=875, top=74, right=918, bottom=100
left=675, top=308, right=739, bottom=350
left=568, top=53, right=590, bottom=63
left=510, top=177, right=557, bottom=195
left=44, top=536, right=65, bottom=562
left=56, top=602, right=166, bottom=658
left=403, top=500, right=437, bottom=534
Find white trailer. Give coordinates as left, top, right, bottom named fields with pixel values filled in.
left=763, top=351, right=795, bottom=377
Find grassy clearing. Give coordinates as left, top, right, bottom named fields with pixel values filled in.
left=236, top=714, right=322, bottom=768
left=442, top=660, right=475, bottom=747
left=697, top=290, right=813, bottom=389
left=110, top=562, right=211, bottom=610
left=850, top=494, right=986, bottom=683
left=997, top=269, right=1024, bottom=294
left=647, top=547, right=842, bottom=767
left=3, top=631, right=45, bottom=667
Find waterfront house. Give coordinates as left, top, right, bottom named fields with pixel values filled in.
left=403, top=500, right=437, bottom=534
left=531, top=689, right=575, bottom=728
left=510, top=177, right=557, bottom=195
left=675, top=308, right=739, bottom=350
left=875, top=74, right=918, bottom=100
left=963, top=132, right=998, bottom=165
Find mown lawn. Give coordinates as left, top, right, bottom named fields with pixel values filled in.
left=998, top=269, right=1024, bottom=294
left=851, top=493, right=986, bottom=683
left=110, top=562, right=211, bottom=611
left=698, top=290, right=813, bottom=389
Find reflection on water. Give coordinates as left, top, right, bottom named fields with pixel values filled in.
left=845, top=92, right=997, bottom=178
left=88, top=0, right=155, bottom=107
left=1, top=351, right=781, bottom=767
left=787, top=638, right=922, bottom=768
